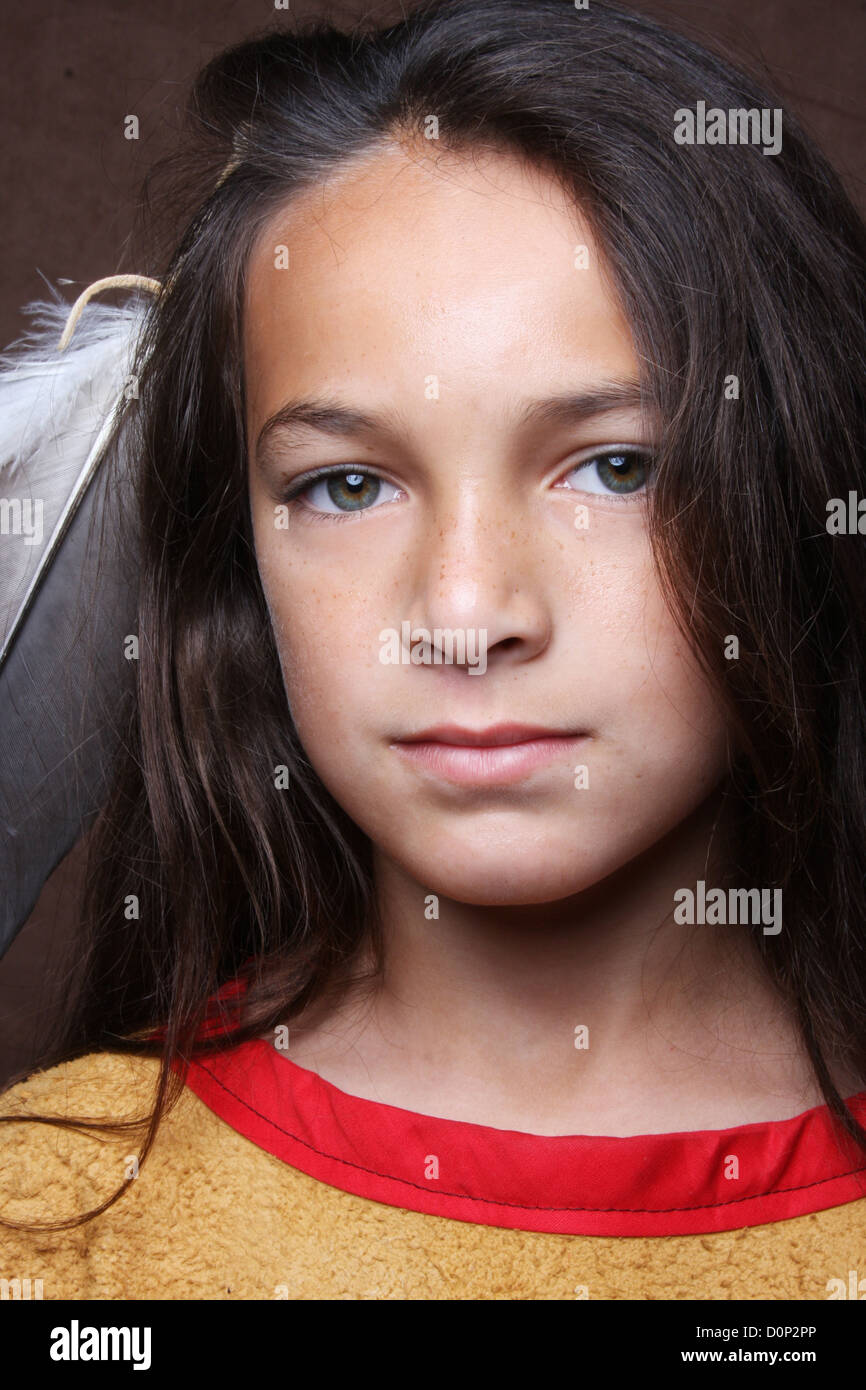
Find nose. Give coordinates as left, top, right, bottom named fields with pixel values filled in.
left=402, top=481, right=553, bottom=672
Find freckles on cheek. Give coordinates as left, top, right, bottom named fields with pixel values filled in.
left=567, top=545, right=655, bottom=650
left=580, top=545, right=724, bottom=735
left=260, top=566, right=382, bottom=720
left=251, top=535, right=320, bottom=686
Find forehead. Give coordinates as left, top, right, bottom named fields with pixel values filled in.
left=242, top=142, right=637, bottom=429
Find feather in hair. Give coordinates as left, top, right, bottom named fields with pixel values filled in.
left=0, top=277, right=158, bottom=958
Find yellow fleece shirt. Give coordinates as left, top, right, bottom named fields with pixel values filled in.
left=1, top=1047, right=866, bottom=1300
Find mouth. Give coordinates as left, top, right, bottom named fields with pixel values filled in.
left=391, top=723, right=589, bottom=786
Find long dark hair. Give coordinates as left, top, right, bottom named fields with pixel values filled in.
left=3, top=0, right=866, bottom=1230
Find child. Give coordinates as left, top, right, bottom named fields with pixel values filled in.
left=1, top=0, right=865, bottom=1300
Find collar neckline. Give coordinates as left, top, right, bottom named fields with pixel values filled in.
left=179, top=1034, right=866, bottom=1237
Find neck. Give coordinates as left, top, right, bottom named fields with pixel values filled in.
left=277, top=792, right=848, bottom=1133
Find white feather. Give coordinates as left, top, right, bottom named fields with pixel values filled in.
left=0, top=293, right=150, bottom=661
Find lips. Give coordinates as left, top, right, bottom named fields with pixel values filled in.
left=398, top=722, right=580, bottom=747
left=392, top=723, right=588, bottom=786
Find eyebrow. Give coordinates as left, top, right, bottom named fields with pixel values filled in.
left=254, top=378, right=650, bottom=464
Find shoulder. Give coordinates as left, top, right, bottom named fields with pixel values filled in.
left=0, top=1051, right=165, bottom=1232
left=0, top=1049, right=248, bottom=1299
left=1, top=1048, right=162, bottom=1121
left=0, top=1044, right=371, bottom=1300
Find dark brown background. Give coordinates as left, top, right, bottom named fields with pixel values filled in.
left=1, top=0, right=864, bottom=1085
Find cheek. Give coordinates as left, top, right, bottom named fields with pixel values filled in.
left=570, top=544, right=730, bottom=798
left=588, top=537, right=722, bottom=713
left=610, top=603, right=730, bottom=816
left=256, top=544, right=385, bottom=744
left=640, top=579, right=728, bottom=741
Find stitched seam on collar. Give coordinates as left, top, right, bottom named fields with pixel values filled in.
left=189, top=1059, right=866, bottom=1218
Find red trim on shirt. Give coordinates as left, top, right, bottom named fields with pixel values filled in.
left=171, top=977, right=866, bottom=1238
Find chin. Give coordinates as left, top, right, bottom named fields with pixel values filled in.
left=395, top=839, right=620, bottom=907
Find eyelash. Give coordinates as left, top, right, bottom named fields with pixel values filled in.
left=278, top=449, right=655, bottom=523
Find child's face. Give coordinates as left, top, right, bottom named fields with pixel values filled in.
left=244, top=142, right=730, bottom=904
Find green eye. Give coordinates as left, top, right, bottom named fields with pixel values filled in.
left=567, top=451, right=651, bottom=496
left=287, top=468, right=400, bottom=514
left=596, top=453, right=647, bottom=493
left=325, top=472, right=382, bottom=510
